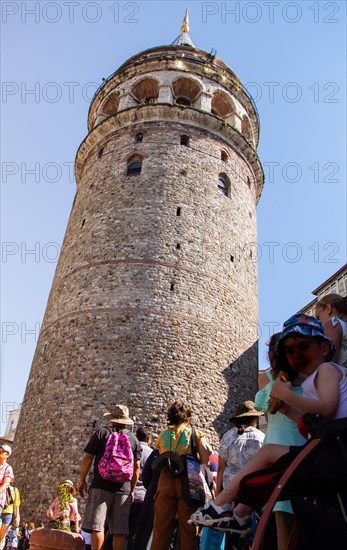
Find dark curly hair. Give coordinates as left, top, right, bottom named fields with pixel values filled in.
left=167, top=401, right=192, bottom=426
left=268, top=332, right=297, bottom=382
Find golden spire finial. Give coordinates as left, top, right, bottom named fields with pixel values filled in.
left=181, top=8, right=189, bottom=33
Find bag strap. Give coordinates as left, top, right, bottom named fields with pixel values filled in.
left=105, top=426, right=122, bottom=437
left=190, top=426, right=198, bottom=461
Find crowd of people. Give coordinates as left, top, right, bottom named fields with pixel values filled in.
left=189, top=301, right=347, bottom=548
left=0, top=293, right=346, bottom=550
left=0, top=446, right=37, bottom=550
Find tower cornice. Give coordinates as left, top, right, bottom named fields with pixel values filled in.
left=88, top=46, right=260, bottom=147
left=76, top=104, right=264, bottom=202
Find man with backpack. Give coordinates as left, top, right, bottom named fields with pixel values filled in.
left=78, top=405, right=142, bottom=550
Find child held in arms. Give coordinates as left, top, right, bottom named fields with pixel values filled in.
left=189, top=314, right=347, bottom=531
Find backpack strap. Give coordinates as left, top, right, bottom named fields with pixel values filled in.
left=190, top=427, right=198, bottom=461
left=102, top=427, right=117, bottom=453
left=105, top=425, right=119, bottom=436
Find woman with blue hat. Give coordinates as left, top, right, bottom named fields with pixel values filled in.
left=189, top=313, right=347, bottom=531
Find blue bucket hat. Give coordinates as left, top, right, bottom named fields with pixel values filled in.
left=278, top=313, right=335, bottom=361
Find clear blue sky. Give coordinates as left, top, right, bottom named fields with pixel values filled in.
left=1, top=0, right=346, bottom=432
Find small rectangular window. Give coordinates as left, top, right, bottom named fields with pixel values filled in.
left=177, top=207, right=181, bottom=216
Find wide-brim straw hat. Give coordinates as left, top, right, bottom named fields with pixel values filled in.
left=230, top=400, right=264, bottom=422
left=104, top=404, right=134, bottom=426
left=58, top=480, right=76, bottom=495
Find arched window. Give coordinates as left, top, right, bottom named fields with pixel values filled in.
left=180, top=135, right=190, bottom=146
left=127, top=162, right=142, bottom=176
left=221, top=150, right=228, bottom=162
left=127, top=155, right=143, bottom=176
left=131, top=77, right=159, bottom=104
left=175, top=97, right=192, bottom=107
left=211, top=90, right=234, bottom=118
left=217, top=173, right=230, bottom=197
left=218, top=178, right=228, bottom=196
left=135, top=133, right=143, bottom=143
left=172, top=77, right=201, bottom=107
left=100, top=92, right=120, bottom=116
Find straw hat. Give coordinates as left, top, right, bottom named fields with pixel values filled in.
left=230, top=401, right=263, bottom=422
left=104, top=404, right=134, bottom=426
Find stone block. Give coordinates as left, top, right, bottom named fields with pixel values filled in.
left=29, top=529, right=85, bottom=550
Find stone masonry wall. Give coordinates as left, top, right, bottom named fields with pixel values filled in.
left=13, top=121, right=259, bottom=521
left=12, top=42, right=262, bottom=522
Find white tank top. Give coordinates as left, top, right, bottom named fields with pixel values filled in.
left=331, top=316, right=347, bottom=370
left=301, top=362, right=347, bottom=420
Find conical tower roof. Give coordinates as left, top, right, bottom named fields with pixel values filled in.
left=171, top=8, right=195, bottom=47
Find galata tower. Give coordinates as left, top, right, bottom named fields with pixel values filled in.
left=12, top=11, right=264, bottom=519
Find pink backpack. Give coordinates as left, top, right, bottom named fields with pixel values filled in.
left=98, top=430, right=134, bottom=482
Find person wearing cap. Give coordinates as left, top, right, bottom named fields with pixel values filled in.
left=47, top=480, right=80, bottom=532
left=190, top=313, right=347, bottom=531
left=78, top=404, right=142, bottom=550
left=0, top=444, right=14, bottom=545
left=200, top=402, right=264, bottom=550
left=215, top=401, right=264, bottom=497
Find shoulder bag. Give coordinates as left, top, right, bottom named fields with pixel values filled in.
left=181, top=427, right=212, bottom=508
left=5, top=485, right=15, bottom=507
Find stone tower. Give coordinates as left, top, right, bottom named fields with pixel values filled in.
left=12, top=12, right=264, bottom=519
